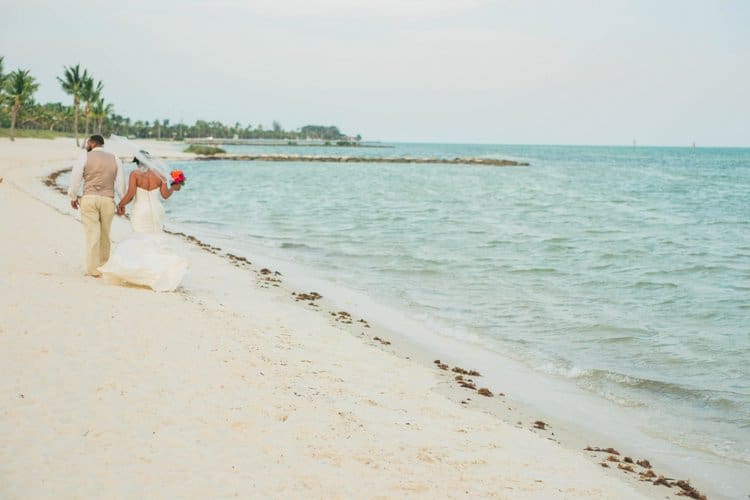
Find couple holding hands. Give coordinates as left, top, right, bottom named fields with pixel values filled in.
left=68, top=134, right=188, bottom=291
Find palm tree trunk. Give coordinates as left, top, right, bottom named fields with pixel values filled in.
left=73, top=98, right=80, bottom=147
left=84, top=105, right=91, bottom=136
left=10, top=105, right=18, bottom=142
left=97, top=116, right=104, bottom=134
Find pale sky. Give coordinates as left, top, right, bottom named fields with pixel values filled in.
left=2, top=0, right=749, bottom=146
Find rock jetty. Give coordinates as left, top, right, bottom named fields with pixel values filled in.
left=192, top=154, right=529, bottom=167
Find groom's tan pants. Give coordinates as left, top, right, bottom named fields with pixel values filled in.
left=80, top=195, right=115, bottom=276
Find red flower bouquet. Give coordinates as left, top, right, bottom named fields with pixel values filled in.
left=170, top=169, right=186, bottom=187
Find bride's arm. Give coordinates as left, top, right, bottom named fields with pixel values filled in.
left=117, top=171, right=138, bottom=214
left=160, top=179, right=178, bottom=199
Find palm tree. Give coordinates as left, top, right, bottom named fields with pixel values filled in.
left=0, top=57, right=6, bottom=117
left=81, top=76, right=103, bottom=136
left=109, top=113, right=125, bottom=134
left=5, top=69, right=39, bottom=141
left=57, top=64, right=88, bottom=146
left=92, top=97, right=113, bottom=134
left=0, top=56, right=6, bottom=92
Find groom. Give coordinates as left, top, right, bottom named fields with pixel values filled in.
left=68, top=134, right=126, bottom=277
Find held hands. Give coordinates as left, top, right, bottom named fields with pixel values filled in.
left=71, top=199, right=79, bottom=210
left=116, top=204, right=126, bottom=216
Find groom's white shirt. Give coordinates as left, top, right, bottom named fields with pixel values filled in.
left=68, top=146, right=126, bottom=201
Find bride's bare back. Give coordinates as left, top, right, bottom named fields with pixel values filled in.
left=134, top=169, right=164, bottom=191
left=117, top=168, right=179, bottom=216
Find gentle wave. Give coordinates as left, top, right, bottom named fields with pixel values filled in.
left=509, top=267, right=567, bottom=275
left=280, top=242, right=315, bottom=250
left=577, top=370, right=746, bottom=411
left=633, top=280, right=679, bottom=289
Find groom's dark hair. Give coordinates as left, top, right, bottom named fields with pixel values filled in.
left=90, top=134, right=105, bottom=146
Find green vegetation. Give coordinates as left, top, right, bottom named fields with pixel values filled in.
left=0, top=54, right=362, bottom=144
left=184, top=144, right=226, bottom=155
left=4, top=68, right=39, bottom=141
left=300, top=125, right=358, bottom=141
left=0, top=128, right=67, bottom=139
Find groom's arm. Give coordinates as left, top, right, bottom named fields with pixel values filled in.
left=114, top=156, right=126, bottom=201
left=68, top=151, right=86, bottom=209
left=117, top=171, right=138, bottom=215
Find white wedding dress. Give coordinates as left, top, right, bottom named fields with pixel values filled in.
left=99, top=187, right=188, bottom=292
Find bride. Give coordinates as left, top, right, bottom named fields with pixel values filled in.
left=98, top=150, right=188, bottom=292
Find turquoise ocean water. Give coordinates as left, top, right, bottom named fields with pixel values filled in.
left=114, top=143, right=750, bottom=492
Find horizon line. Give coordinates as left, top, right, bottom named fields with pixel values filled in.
left=360, top=139, right=750, bottom=149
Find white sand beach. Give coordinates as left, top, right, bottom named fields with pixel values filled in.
left=0, top=138, right=663, bottom=498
